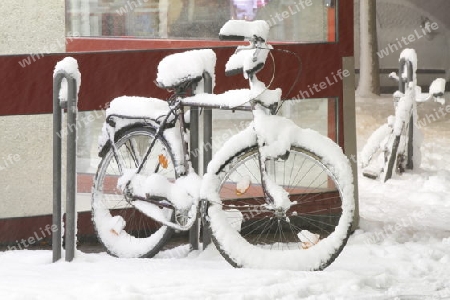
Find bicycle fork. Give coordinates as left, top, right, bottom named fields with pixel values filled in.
left=252, top=106, right=294, bottom=214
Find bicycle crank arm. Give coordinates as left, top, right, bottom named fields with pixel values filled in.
left=132, top=200, right=197, bottom=231
left=131, top=194, right=174, bottom=210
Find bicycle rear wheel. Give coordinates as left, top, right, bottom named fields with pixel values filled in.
left=202, top=128, right=354, bottom=271
left=361, top=123, right=392, bottom=180
left=92, top=126, right=177, bottom=258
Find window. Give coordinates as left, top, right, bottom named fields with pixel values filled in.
left=66, top=0, right=337, bottom=42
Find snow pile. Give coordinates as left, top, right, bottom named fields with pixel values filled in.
left=181, top=80, right=280, bottom=109
left=298, top=230, right=320, bottom=248
left=399, top=48, right=418, bottom=79
left=105, top=96, right=170, bottom=120
left=249, top=79, right=281, bottom=107
left=120, top=172, right=201, bottom=212
left=429, top=78, right=446, bottom=96
left=235, top=176, right=251, bottom=195
left=429, top=78, right=446, bottom=104
left=225, top=45, right=271, bottom=79
left=253, top=110, right=295, bottom=159
left=182, top=89, right=252, bottom=108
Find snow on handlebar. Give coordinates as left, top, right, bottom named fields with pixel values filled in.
left=219, top=20, right=270, bottom=42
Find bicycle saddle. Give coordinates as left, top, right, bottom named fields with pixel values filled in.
left=156, top=49, right=216, bottom=93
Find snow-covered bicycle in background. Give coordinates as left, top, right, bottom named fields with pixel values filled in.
left=361, top=49, right=445, bottom=182
left=91, top=20, right=355, bottom=271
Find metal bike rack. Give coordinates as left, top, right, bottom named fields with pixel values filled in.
left=52, top=70, right=79, bottom=262
left=398, top=58, right=414, bottom=170
left=189, top=104, right=200, bottom=250
left=202, top=73, right=213, bottom=248
left=189, top=72, right=213, bottom=250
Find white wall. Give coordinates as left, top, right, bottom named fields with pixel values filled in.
left=0, top=0, right=65, bottom=218
left=0, top=115, right=55, bottom=218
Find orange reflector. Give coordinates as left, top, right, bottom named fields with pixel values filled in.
left=158, top=154, right=169, bottom=169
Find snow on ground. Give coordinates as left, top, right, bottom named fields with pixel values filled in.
left=1, top=94, right=450, bottom=299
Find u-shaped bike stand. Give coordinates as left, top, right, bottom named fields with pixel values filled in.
left=52, top=68, right=79, bottom=262
left=52, top=62, right=211, bottom=260
left=189, top=71, right=213, bottom=250
left=52, top=62, right=211, bottom=261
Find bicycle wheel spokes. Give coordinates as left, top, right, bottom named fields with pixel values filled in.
left=217, top=147, right=342, bottom=251
left=117, top=133, right=175, bottom=178
left=92, top=127, right=177, bottom=258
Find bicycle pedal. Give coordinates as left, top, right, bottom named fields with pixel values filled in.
left=362, top=169, right=379, bottom=180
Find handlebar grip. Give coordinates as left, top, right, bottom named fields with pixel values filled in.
left=225, top=68, right=243, bottom=77
left=219, top=34, right=245, bottom=41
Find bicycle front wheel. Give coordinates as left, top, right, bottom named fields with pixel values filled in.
left=92, top=126, right=177, bottom=258
left=202, top=128, right=354, bottom=271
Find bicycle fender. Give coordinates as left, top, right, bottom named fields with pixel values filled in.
left=97, top=121, right=157, bottom=157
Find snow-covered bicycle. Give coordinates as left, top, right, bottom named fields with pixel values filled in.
left=91, top=20, right=355, bottom=271
left=361, top=49, right=445, bottom=182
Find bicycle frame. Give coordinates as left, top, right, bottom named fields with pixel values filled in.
left=104, top=31, right=295, bottom=224
left=120, top=94, right=273, bottom=203
left=113, top=84, right=285, bottom=216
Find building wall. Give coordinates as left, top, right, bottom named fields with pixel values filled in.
left=354, top=0, right=450, bottom=89
left=0, top=1, right=65, bottom=55
left=0, top=0, right=65, bottom=218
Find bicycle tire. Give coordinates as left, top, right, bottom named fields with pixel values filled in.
left=202, top=127, right=354, bottom=271
left=92, top=126, right=177, bottom=258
